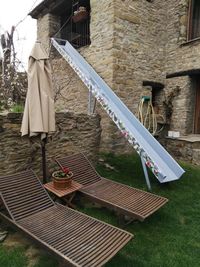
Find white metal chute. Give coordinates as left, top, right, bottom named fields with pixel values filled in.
left=51, top=38, right=185, bottom=185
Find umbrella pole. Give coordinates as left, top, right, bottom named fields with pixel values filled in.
left=41, top=139, right=47, bottom=184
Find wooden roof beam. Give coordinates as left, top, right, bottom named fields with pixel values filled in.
left=166, top=69, right=200, bottom=79
left=143, top=80, right=164, bottom=89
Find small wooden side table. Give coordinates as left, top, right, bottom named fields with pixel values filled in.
left=44, top=180, right=83, bottom=208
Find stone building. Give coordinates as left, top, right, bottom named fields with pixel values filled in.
left=29, top=0, right=200, bottom=164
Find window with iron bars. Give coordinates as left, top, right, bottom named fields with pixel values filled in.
left=60, top=0, right=91, bottom=48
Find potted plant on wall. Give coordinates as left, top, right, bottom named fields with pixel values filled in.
left=52, top=167, right=73, bottom=189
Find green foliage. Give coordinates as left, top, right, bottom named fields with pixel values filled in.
left=10, top=104, right=24, bottom=113
left=0, top=99, right=6, bottom=112
left=33, top=253, right=58, bottom=267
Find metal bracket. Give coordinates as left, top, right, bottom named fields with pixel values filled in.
left=88, top=90, right=96, bottom=115
left=140, top=155, right=152, bottom=191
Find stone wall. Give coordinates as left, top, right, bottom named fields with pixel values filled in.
left=165, top=76, right=195, bottom=135
left=113, top=0, right=166, bottom=110
left=37, top=0, right=121, bottom=152
left=37, top=14, right=61, bottom=52
left=35, top=0, right=200, bottom=158
left=164, top=0, right=200, bottom=134
left=36, top=0, right=169, bottom=153
left=166, top=0, right=200, bottom=74
left=0, top=112, right=101, bottom=179
left=160, top=136, right=200, bottom=166
left=109, top=0, right=167, bottom=148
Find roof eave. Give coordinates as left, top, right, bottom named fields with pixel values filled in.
left=29, top=0, right=52, bottom=19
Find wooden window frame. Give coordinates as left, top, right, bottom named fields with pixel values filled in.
left=187, top=0, right=200, bottom=41
left=187, top=0, right=194, bottom=41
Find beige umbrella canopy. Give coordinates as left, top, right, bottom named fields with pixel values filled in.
left=21, top=42, right=55, bottom=182
left=21, top=42, right=55, bottom=138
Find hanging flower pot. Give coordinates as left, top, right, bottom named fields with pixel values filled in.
left=52, top=167, right=73, bottom=189
left=72, top=10, right=89, bottom=23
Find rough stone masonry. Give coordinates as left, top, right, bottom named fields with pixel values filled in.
left=0, top=112, right=101, bottom=178
left=30, top=0, right=200, bottom=164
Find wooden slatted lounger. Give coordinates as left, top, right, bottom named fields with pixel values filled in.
left=0, top=170, right=133, bottom=267
left=56, top=153, right=168, bottom=222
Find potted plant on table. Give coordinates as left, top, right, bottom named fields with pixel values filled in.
left=52, top=167, right=73, bottom=190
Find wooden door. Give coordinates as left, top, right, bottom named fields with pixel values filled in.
left=194, top=77, right=200, bottom=134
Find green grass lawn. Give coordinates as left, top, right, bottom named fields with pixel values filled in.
left=0, top=153, right=200, bottom=267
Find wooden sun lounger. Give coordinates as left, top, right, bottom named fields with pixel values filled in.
left=0, top=170, right=133, bottom=267
left=56, top=153, right=168, bottom=222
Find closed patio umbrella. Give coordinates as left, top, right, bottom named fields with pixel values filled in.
left=21, top=41, right=55, bottom=183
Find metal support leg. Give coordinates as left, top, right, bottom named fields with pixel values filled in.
left=88, top=90, right=96, bottom=115
left=140, top=156, right=152, bottom=191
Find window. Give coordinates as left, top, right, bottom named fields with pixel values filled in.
left=188, top=0, right=200, bottom=40
left=142, top=81, right=164, bottom=112
left=60, top=0, right=91, bottom=48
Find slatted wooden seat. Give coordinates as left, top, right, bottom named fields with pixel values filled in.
left=56, top=153, right=168, bottom=221
left=0, top=170, right=133, bottom=267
